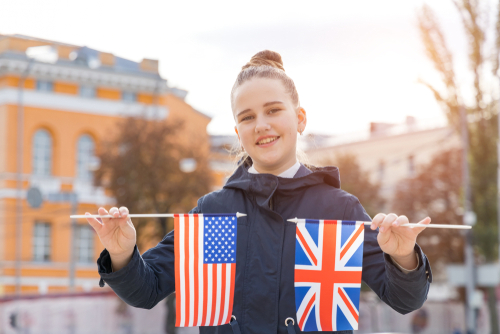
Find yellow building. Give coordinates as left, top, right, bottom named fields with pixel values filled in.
left=0, top=34, right=211, bottom=295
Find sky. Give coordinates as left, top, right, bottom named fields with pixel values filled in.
left=0, top=0, right=469, bottom=135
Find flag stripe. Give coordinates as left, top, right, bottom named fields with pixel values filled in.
left=188, top=215, right=195, bottom=326
left=297, top=227, right=318, bottom=266
left=340, top=224, right=363, bottom=260
left=338, top=287, right=359, bottom=321
left=219, top=263, right=227, bottom=325
left=192, top=215, right=199, bottom=326
left=184, top=215, right=191, bottom=327
left=210, top=264, right=217, bottom=326
left=205, top=264, right=213, bottom=326
left=197, top=214, right=204, bottom=326
left=179, top=215, right=186, bottom=326
left=213, top=263, right=222, bottom=325
left=222, top=263, right=231, bottom=323
left=299, top=293, right=316, bottom=329
left=174, top=215, right=181, bottom=327
left=227, top=263, right=236, bottom=323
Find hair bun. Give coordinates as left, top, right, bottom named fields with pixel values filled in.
left=242, top=50, right=285, bottom=71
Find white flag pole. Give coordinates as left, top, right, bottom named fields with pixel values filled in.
left=70, top=212, right=247, bottom=219
left=286, top=217, right=471, bottom=230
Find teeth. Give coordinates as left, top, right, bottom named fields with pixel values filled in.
left=258, top=137, right=278, bottom=145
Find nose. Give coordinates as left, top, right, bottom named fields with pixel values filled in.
left=255, top=115, right=271, bottom=133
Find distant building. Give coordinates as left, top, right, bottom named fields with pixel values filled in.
left=209, top=135, right=239, bottom=189
left=306, top=116, right=461, bottom=211
left=0, top=34, right=211, bottom=295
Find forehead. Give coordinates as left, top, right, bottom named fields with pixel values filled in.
left=233, top=78, right=290, bottom=112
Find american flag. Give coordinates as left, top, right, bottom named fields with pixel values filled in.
left=294, top=219, right=365, bottom=332
left=174, top=213, right=237, bottom=327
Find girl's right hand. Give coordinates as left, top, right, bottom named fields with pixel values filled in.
left=85, top=206, right=136, bottom=270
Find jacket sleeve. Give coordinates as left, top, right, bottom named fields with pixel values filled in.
left=344, top=196, right=433, bottom=315
left=96, top=198, right=203, bottom=309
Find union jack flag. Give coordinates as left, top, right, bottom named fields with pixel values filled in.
left=294, top=219, right=365, bottom=332
left=175, top=214, right=237, bottom=327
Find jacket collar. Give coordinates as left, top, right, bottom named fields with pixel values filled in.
left=223, top=156, right=341, bottom=197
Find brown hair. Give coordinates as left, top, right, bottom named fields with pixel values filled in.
left=229, top=50, right=308, bottom=170
left=230, top=50, right=300, bottom=112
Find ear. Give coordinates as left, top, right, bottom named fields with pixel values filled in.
left=297, top=107, right=307, bottom=132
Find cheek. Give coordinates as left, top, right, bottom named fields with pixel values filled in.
left=237, top=126, right=253, bottom=145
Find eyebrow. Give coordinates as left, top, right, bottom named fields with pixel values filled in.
left=236, top=101, right=284, bottom=117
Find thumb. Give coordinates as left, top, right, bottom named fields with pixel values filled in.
left=377, top=226, right=391, bottom=247
left=411, top=217, right=431, bottom=235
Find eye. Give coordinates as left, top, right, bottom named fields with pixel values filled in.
left=268, top=108, right=280, bottom=114
left=241, top=115, right=253, bottom=122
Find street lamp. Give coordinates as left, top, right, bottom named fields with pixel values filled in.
left=15, top=45, right=58, bottom=295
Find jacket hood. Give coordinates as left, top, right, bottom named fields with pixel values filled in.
left=223, top=156, right=341, bottom=197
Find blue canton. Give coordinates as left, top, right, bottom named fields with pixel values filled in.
left=203, top=215, right=237, bottom=264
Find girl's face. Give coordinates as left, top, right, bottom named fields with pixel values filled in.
left=233, top=77, right=307, bottom=175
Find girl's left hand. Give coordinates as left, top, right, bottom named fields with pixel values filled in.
left=370, top=213, right=431, bottom=265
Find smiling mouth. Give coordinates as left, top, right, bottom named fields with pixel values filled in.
left=256, top=136, right=280, bottom=145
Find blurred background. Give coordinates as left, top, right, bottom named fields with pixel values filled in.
left=0, top=0, right=498, bottom=333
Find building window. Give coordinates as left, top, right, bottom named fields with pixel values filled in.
left=36, top=80, right=53, bottom=92
left=33, top=129, right=52, bottom=176
left=76, top=134, right=95, bottom=180
left=33, top=222, right=51, bottom=262
left=408, top=155, right=415, bottom=177
left=76, top=225, right=94, bottom=263
left=122, top=91, right=136, bottom=102
left=79, top=85, right=96, bottom=98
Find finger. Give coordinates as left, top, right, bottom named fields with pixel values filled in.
left=98, top=207, right=111, bottom=222
left=371, top=213, right=387, bottom=230
left=119, top=206, right=129, bottom=218
left=411, top=217, right=431, bottom=235
left=109, top=207, right=120, bottom=218
left=379, top=213, right=398, bottom=233
left=85, top=212, right=103, bottom=232
left=118, top=206, right=132, bottom=227
left=392, top=215, right=409, bottom=229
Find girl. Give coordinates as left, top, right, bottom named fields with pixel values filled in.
left=86, top=50, right=432, bottom=334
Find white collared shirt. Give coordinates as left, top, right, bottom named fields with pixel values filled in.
left=248, top=161, right=301, bottom=178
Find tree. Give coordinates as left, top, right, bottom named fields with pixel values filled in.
left=417, top=1, right=499, bottom=331
left=94, top=115, right=213, bottom=333
left=318, top=153, right=385, bottom=219
left=392, top=149, right=464, bottom=268
left=418, top=0, right=498, bottom=262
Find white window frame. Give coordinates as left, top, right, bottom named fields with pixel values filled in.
left=76, top=224, right=94, bottom=263
left=76, top=134, right=95, bottom=180
left=33, top=129, right=52, bottom=176
left=79, top=85, right=96, bottom=98
left=33, top=222, right=51, bottom=262
left=36, top=80, right=53, bottom=92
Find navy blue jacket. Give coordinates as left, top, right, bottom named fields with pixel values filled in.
left=97, top=161, right=432, bottom=334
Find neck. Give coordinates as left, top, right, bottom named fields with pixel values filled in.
left=252, top=158, right=298, bottom=176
